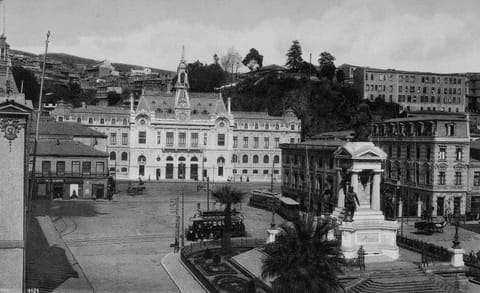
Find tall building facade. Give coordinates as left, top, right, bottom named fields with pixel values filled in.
left=338, top=64, right=467, bottom=113
left=53, top=53, right=301, bottom=181
left=371, top=113, right=470, bottom=217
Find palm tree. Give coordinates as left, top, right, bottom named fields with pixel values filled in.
left=211, top=185, right=244, bottom=255
left=262, top=215, right=345, bottom=293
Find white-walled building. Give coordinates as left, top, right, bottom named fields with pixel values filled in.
left=53, top=53, right=301, bottom=181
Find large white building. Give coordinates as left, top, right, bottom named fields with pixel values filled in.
left=53, top=53, right=301, bottom=181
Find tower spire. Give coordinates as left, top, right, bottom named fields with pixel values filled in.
left=2, top=0, right=6, bottom=35
left=181, top=45, right=185, bottom=61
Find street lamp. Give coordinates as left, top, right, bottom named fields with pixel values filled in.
left=180, top=162, right=185, bottom=248
left=396, top=178, right=404, bottom=237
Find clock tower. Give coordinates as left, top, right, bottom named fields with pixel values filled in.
left=175, top=46, right=192, bottom=120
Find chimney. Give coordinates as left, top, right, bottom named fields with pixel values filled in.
left=227, top=97, right=231, bottom=115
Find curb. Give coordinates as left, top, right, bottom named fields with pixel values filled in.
left=161, top=252, right=207, bottom=293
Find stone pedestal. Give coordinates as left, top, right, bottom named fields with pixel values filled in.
left=267, top=229, right=280, bottom=244
left=334, top=141, right=399, bottom=262
left=448, top=248, right=465, bottom=267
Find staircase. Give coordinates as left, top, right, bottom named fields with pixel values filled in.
left=348, top=261, right=448, bottom=293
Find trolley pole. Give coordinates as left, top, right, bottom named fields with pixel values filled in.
left=206, top=176, right=210, bottom=211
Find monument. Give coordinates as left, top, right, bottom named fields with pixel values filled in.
left=332, top=103, right=399, bottom=261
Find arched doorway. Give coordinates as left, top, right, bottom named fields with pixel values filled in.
left=178, top=157, right=186, bottom=179
left=190, top=157, right=198, bottom=180
left=217, top=156, right=225, bottom=177
left=166, top=156, right=174, bottom=179
left=138, top=155, right=146, bottom=177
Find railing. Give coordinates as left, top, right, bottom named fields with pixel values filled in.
left=31, top=171, right=109, bottom=179
left=396, top=235, right=451, bottom=262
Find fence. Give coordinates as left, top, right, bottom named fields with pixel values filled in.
left=181, top=237, right=265, bottom=256
left=396, top=235, right=451, bottom=262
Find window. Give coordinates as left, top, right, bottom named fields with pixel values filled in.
left=166, top=132, right=174, bottom=146
left=397, top=145, right=401, bottom=157
left=96, top=162, right=105, bottom=175
left=41, top=161, right=51, bottom=176
left=275, top=137, right=280, bottom=148
left=110, top=133, right=117, bottom=145
left=254, top=137, right=259, bottom=148
left=123, top=119, right=128, bottom=126
left=439, top=172, right=446, bottom=185
left=290, top=138, right=295, bottom=143
left=264, top=137, right=269, bottom=148
left=242, top=155, right=248, bottom=163
left=243, top=137, right=249, bottom=148
left=77, top=117, right=82, bottom=123
left=253, top=155, right=259, bottom=163
left=445, top=124, right=455, bottom=136
left=263, top=170, right=269, bottom=175
left=255, top=123, right=258, bottom=129
left=191, top=133, right=198, bottom=147
left=265, top=123, right=269, bottom=130
left=121, top=167, right=128, bottom=173
left=425, top=170, right=430, bottom=184
left=232, top=154, right=238, bottom=163
left=233, top=136, right=238, bottom=148
left=244, top=123, right=248, bottom=129
left=275, top=124, right=279, bottom=130
left=426, top=147, right=431, bottom=160
left=439, top=147, right=446, bottom=160
left=121, top=152, right=128, bottom=161
left=82, top=162, right=91, bottom=175
left=416, top=146, right=420, bottom=160
left=455, top=172, right=462, bottom=185
left=203, top=133, right=208, bottom=146
left=110, top=151, right=116, bottom=160
left=179, top=132, right=186, bottom=147
left=88, top=118, right=93, bottom=124
left=475, top=172, right=480, bottom=186
left=122, top=133, right=128, bottom=145
left=291, top=124, right=295, bottom=130
left=111, top=118, right=116, bottom=125
left=56, top=161, right=65, bottom=176
left=100, top=118, right=105, bottom=124
left=157, top=132, right=161, bottom=144
left=263, top=155, right=269, bottom=164
left=456, top=148, right=463, bottom=161
left=217, top=134, right=225, bottom=146
left=406, top=145, right=410, bottom=159
left=72, top=161, right=80, bottom=175
left=242, top=169, right=248, bottom=174
left=253, top=169, right=258, bottom=174
left=274, top=155, right=280, bottom=164
left=138, top=131, right=146, bottom=144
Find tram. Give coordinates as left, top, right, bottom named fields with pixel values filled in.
left=186, top=210, right=246, bottom=241
left=248, top=189, right=300, bottom=221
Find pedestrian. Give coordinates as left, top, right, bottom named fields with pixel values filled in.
left=70, top=190, right=78, bottom=199
left=470, top=250, right=476, bottom=263
left=358, top=245, right=366, bottom=271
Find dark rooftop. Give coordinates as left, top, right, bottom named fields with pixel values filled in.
left=36, top=121, right=107, bottom=138
left=34, top=140, right=108, bottom=157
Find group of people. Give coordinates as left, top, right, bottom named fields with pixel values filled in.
left=186, top=220, right=245, bottom=241
left=468, top=250, right=480, bottom=264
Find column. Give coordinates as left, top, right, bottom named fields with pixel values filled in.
left=417, top=199, right=422, bottom=217
left=350, top=171, right=359, bottom=195
left=398, top=199, right=403, bottom=218
left=337, top=169, right=345, bottom=209
left=371, top=171, right=381, bottom=211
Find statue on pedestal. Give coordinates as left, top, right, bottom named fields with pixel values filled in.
left=345, top=186, right=360, bottom=222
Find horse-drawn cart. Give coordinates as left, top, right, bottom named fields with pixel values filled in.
left=414, top=220, right=447, bottom=234
left=127, top=179, right=146, bottom=196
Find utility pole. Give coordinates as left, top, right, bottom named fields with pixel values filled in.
left=181, top=162, right=185, bottom=248
left=270, top=159, right=275, bottom=192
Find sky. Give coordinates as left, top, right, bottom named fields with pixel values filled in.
left=5, top=0, right=480, bottom=73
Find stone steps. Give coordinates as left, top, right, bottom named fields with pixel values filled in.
left=350, top=279, right=445, bottom=293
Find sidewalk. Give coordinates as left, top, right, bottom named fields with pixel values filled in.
left=161, top=252, right=207, bottom=293
left=28, top=216, right=94, bottom=293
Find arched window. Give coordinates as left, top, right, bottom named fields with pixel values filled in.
left=180, top=72, right=185, bottom=83
left=275, top=123, right=279, bottom=130
left=191, top=156, right=198, bottom=162
left=255, top=123, right=258, bottom=129
left=121, top=152, right=128, bottom=161
left=291, top=124, right=295, bottom=130
left=274, top=155, right=280, bottom=164
left=265, top=123, right=269, bottom=130
left=88, top=117, right=93, bottom=124
left=166, top=156, right=174, bottom=161
left=123, top=119, right=128, bottom=126
left=138, top=155, right=146, bottom=164
left=77, top=117, right=82, bottom=123
left=232, top=154, right=238, bottom=163
left=217, top=156, right=225, bottom=164
left=100, top=118, right=105, bottom=124
left=244, top=123, right=248, bottom=129
left=263, top=155, right=269, bottom=164
left=253, top=155, right=259, bottom=163
left=179, top=156, right=186, bottom=161
left=111, top=118, right=116, bottom=125
left=242, top=155, right=248, bottom=163
left=110, top=151, right=116, bottom=160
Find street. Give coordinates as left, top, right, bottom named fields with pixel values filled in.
left=50, top=181, right=279, bottom=292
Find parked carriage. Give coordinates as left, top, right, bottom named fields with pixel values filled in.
left=414, top=220, right=447, bottom=234
left=127, top=179, right=146, bottom=195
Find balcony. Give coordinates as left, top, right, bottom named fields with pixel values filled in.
left=31, top=171, right=109, bottom=179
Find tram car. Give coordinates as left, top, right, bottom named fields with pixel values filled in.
left=248, top=189, right=300, bottom=221
left=186, top=210, right=246, bottom=241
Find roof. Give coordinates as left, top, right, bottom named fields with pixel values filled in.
left=278, top=196, right=299, bottom=205
left=70, top=105, right=130, bottom=115
left=232, top=111, right=285, bottom=121
left=310, top=130, right=354, bottom=140
left=34, top=140, right=108, bottom=157
left=280, top=139, right=345, bottom=150
left=36, top=121, right=107, bottom=137
left=230, top=248, right=274, bottom=288
left=380, top=114, right=467, bottom=123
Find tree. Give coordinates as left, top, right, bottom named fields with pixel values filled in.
left=220, top=48, right=243, bottom=82
left=318, top=52, right=336, bottom=81
left=262, top=215, right=345, bottom=293
left=285, top=40, right=303, bottom=72
left=242, top=48, right=263, bottom=71
left=336, top=70, right=345, bottom=84
left=12, top=66, right=40, bottom=106
left=211, top=185, right=244, bottom=255
left=107, top=91, right=122, bottom=105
